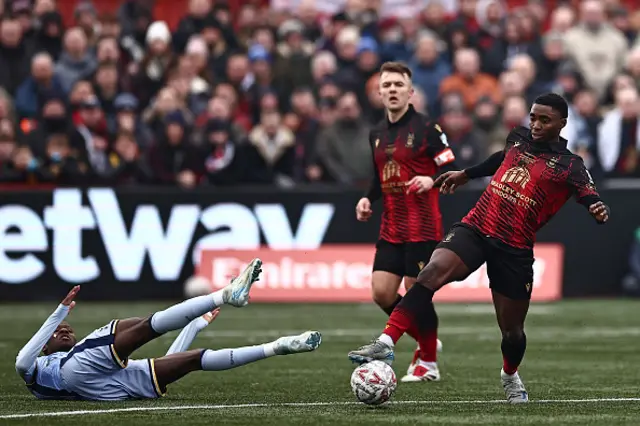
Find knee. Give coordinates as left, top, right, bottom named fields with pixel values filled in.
left=371, top=286, right=397, bottom=308
left=416, top=261, right=447, bottom=289
left=501, top=328, right=525, bottom=342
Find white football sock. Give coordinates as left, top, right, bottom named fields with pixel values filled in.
left=378, top=334, right=395, bottom=347
left=150, top=291, right=224, bottom=334
left=200, top=345, right=270, bottom=371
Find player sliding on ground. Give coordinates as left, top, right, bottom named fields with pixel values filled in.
left=15, top=259, right=322, bottom=400
left=347, top=93, right=610, bottom=403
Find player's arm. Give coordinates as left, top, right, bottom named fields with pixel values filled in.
left=15, top=286, right=79, bottom=380
left=568, top=159, right=610, bottom=224
left=165, top=309, right=219, bottom=355
left=363, top=130, right=382, bottom=203
left=434, top=150, right=505, bottom=194
left=356, top=131, right=381, bottom=222
left=407, top=122, right=458, bottom=194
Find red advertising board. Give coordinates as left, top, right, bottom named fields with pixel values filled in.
left=197, top=244, right=564, bottom=302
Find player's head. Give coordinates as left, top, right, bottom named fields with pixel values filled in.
left=529, top=93, right=568, bottom=141
left=43, top=321, right=77, bottom=355
left=378, top=61, right=414, bottom=113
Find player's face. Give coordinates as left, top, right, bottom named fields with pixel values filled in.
left=379, top=71, right=413, bottom=112
left=529, top=104, right=566, bottom=141
left=44, top=322, right=77, bottom=354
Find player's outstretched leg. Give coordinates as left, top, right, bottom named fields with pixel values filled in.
left=151, top=331, right=322, bottom=393
left=348, top=249, right=470, bottom=366
left=113, top=258, right=263, bottom=362
left=493, top=291, right=529, bottom=404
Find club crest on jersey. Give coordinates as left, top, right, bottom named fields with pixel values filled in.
left=546, top=156, right=559, bottom=168
left=382, top=160, right=401, bottom=181
left=406, top=133, right=414, bottom=148
left=501, top=166, right=531, bottom=189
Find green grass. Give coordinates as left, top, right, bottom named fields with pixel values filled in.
left=0, top=300, right=639, bottom=425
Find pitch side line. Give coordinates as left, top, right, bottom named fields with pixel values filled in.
left=2, top=398, right=640, bottom=419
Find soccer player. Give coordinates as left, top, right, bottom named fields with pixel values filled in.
left=355, top=61, right=456, bottom=382
left=15, top=259, right=322, bottom=401
left=348, top=93, right=610, bottom=403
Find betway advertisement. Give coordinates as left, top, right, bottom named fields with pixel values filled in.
left=0, top=186, right=587, bottom=301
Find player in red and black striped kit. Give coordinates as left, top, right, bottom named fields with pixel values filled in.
left=349, top=93, right=611, bottom=403
left=355, top=62, right=457, bottom=383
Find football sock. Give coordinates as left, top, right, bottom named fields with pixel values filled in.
left=382, top=285, right=436, bottom=345
left=381, top=294, right=403, bottom=315
left=200, top=345, right=268, bottom=371
left=501, top=332, right=527, bottom=375
left=150, top=291, right=224, bottom=335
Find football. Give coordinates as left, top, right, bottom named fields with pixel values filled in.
left=350, top=361, right=397, bottom=405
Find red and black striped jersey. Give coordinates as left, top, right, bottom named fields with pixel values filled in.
left=463, top=127, right=600, bottom=249
left=366, top=105, right=456, bottom=243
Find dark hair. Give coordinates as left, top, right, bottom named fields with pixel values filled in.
left=534, top=93, right=568, bottom=118
left=380, top=61, right=412, bottom=79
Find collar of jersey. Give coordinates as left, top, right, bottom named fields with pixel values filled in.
left=386, top=104, right=416, bottom=128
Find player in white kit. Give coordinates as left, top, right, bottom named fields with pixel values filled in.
left=15, top=259, right=322, bottom=401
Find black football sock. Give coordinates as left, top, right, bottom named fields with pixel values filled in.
left=501, top=332, right=527, bottom=375
left=381, top=294, right=403, bottom=316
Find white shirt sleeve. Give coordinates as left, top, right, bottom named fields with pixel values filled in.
left=15, top=304, right=69, bottom=380
left=166, top=316, right=210, bottom=356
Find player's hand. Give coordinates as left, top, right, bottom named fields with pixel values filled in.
left=202, top=308, right=220, bottom=324
left=356, top=197, right=372, bottom=221
left=61, top=285, right=80, bottom=312
left=406, top=176, right=435, bottom=194
left=589, top=201, right=609, bottom=223
left=434, top=170, right=470, bottom=194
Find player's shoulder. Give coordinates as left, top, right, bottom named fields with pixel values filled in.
left=369, top=120, right=386, bottom=137
left=506, top=126, right=531, bottom=144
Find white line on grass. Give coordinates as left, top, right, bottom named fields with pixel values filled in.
left=2, top=398, right=640, bottom=419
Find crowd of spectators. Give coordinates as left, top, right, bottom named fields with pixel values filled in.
left=0, top=0, right=639, bottom=188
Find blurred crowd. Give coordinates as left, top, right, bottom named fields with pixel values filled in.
left=0, top=0, right=639, bottom=188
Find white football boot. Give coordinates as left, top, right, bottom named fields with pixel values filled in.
left=273, top=331, right=322, bottom=355
left=501, top=369, right=529, bottom=403
left=222, top=258, right=262, bottom=307
left=401, top=339, right=443, bottom=382
left=348, top=339, right=395, bottom=366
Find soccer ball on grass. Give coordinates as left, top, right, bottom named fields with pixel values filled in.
left=350, top=361, right=397, bottom=405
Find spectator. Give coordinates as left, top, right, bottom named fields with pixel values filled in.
left=408, top=32, right=452, bottom=116
left=597, top=87, right=640, bottom=177
left=55, top=27, right=97, bottom=94
left=316, top=91, right=371, bottom=185
left=0, top=17, right=32, bottom=96
left=564, top=0, right=628, bottom=100
left=440, top=48, right=501, bottom=110
left=132, top=21, right=175, bottom=108
left=74, top=1, right=99, bottom=47
left=246, top=109, right=296, bottom=186
left=439, top=102, right=485, bottom=169
left=147, top=110, right=198, bottom=187
left=15, top=53, right=65, bottom=119
left=32, top=11, right=64, bottom=61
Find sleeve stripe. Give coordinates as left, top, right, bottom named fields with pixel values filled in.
left=434, top=148, right=455, bottom=166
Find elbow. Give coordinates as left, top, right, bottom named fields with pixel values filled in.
left=15, top=355, right=29, bottom=377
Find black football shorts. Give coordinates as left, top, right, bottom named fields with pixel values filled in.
left=436, top=223, right=535, bottom=300
left=372, top=239, right=438, bottom=278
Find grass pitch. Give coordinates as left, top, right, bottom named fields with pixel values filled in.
left=0, top=300, right=639, bottom=425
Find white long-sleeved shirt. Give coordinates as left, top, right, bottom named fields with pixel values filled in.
left=15, top=304, right=72, bottom=399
